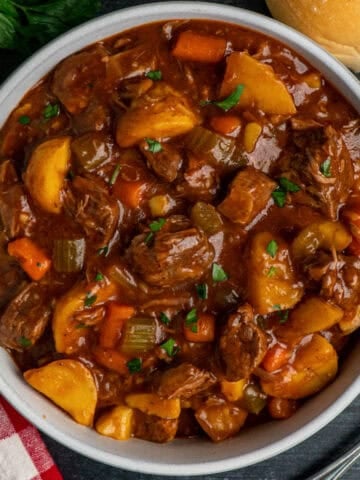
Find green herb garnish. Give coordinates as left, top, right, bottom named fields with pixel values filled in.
left=109, top=164, right=121, bottom=186
left=272, top=177, right=300, bottom=208
left=159, top=312, right=171, bottom=325
left=266, top=240, right=278, bottom=258
left=144, top=232, right=154, bottom=245
left=267, top=266, right=277, bottom=277
left=97, top=245, right=109, bottom=256
left=200, top=84, right=244, bottom=112
left=149, top=218, right=166, bottom=232
left=185, top=308, right=198, bottom=332
left=18, top=336, right=32, bottom=348
left=145, top=70, right=162, bottom=81
left=126, top=357, right=142, bottom=374
left=196, top=283, right=208, bottom=300
left=272, top=188, right=286, bottom=208
left=160, top=338, right=178, bottom=356
left=278, top=310, right=289, bottom=324
left=279, top=177, right=300, bottom=193
left=320, top=157, right=331, bottom=178
left=212, top=263, right=229, bottom=282
left=84, top=292, right=96, bottom=308
left=95, top=272, right=104, bottom=282
left=43, top=103, right=60, bottom=120
left=18, top=115, right=30, bottom=125
left=145, top=138, right=162, bottom=153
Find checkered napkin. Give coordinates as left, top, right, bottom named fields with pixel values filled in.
left=0, top=396, right=63, bottom=480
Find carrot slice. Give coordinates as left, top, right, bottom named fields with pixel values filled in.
left=92, top=346, right=129, bottom=375
left=210, top=115, right=241, bottom=136
left=112, top=179, right=146, bottom=209
left=99, top=303, right=135, bottom=349
left=8, top=237, right=51, bottom=281
left=172, top=31, right=227, bottom=63
left=262, top=344, right=290, bottom=372
left=184, top=313, right=215, bottom=342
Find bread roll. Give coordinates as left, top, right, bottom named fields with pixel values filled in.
left=266, top=0, right=360, bottom=71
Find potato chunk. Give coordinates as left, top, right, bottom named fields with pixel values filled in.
left=24, top=359, right=97, bottom=426
left=125, top=393, right=181, bottom=419
left=220, top=52, right=296, bottom=115
left=247, top=231, right=304, bottom=314
left=96, top=405, right=134, bottom=440
left=24, top=137, right=71, bottom=214
left=261, top=334, right=338, bottom=399
left=116, top=83, right=199, bottom=147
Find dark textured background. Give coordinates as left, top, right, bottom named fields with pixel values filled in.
left=1, top=1, right=360, bottom=479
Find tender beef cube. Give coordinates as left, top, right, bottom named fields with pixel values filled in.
left=0, top=283, right=51, bottom=351
left=52, top=46, right=108, bottom=114
left=157, top=363, right=216, bottom=399
left=72, top=100, right=111, bottom=134
left=107, top=45, right=157, bottom=83
left=218, top=167, right=276, bottom=226
left=177, top=155, right=219, bottom=203
left=0, top=160, right=35, bottom=238
left=134, top=411, right=178, bottom=443
left=219, top=304, right=267, bottom=380
left=64, top=176, right=120, bottom=247
left=139, top=141, right=182, bottom=182
left=127, top=216, right=214, bottom=288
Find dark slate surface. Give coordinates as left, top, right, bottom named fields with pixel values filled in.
left=1, top=1, right=359, bottom=479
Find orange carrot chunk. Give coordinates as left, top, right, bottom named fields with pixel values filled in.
left=8, top=237, right=51, bottom=281
left=210, top=115, right=241, bottom=136
left=99, top=303, right=135, bottom=349
left=92, top=346, right=129, bottom=375
left=184, top=313, right=215, bottom=342
left=262, top=344, right=291, bottom=372
left=172, top=31, right=227, bottom=63
left=112, top=179, right=146, bottom=209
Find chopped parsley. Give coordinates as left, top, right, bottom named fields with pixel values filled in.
left=145, top=70, right=162, bottom=81
left=18, top=115, right=31, bottom=125
left=97, top=245, right=109, bottom=256
left=159, top=312, right=171, bottom=325
left=160, top=338, right=178, bottom=356
left=145, top=138, right=162, bottom=153
left=196, top=283, right=208, bottom=300
left=144, top=232, right=155, bottom=245
left=201, top=84, right=244, bottom=112
left=95, top=272, right=104, bottom=282
left=320, top=157, right=331, bottom=178
left=145, top=218, right=166, bottom=245
left=278, top=310, right=289, bottom=324
left=267, top=266, right=277, bottom=277
left=278, top=177, right=301, bottom=193
left=272, top=177, right=300, bottom=208
left=18, top=336, right=32, bottom=348
left=43, top=103, right=60, bottom=120
left=185, top=308, right=198, bottom=333
left=109, top=164, right=121, bottom=185
left=266, top=239, right=278, bottom=258
left=126, top=357, right=142, bottom=374
left=84, top=292, right=97, bottom=308
left=272, top=188, right=286, bottom=208
left=212, top=263, right=229, bottom=282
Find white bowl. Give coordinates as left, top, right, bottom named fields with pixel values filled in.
left=0, top=2, right=360, bottom=476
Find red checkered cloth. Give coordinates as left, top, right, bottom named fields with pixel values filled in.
left=0, top=396, right=63, bottom=480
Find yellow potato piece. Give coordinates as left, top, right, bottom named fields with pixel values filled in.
left=116, top=82, right=199, bottom=147
left=288, top=297, right=343, bottom=335
left=220, top=379, right=246, bottom=402
left=220, top=52, right=296, bottom=115
left=339, top=306, right=360, bottom=334
left=24, top=137, right=71, bottom=214
left=53, top=280, right=117, bottom=354
left=291, top=220, right=351, bottom=260
left=96, top=405, right=134, bottom=440
left=24, top=359, right=97, bottom=426
left=261, top=334, right=338, bottom=399
left=243, top=122, right=262, bottom=153
left=125, top=393, right=181, bottom=419
left=247, top=231, right=304, bottom=314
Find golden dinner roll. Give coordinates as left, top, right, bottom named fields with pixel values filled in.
left=266, top=0, right=360, bottom=71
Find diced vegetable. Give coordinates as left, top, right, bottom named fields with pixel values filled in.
left=262, top=344, right=291, bottom=372
left=99, top=303, right=135, bottom=349
left=125, top=393, right=181, bottom=419
left=190, top=202, right=223, bottom=235
left=116, top=83, right=199, bottom=147
left=92, top=346, right=129, bottom=375
left=243, top=122, right=262, bottom=153
left=95, top=405, right=134, bottom=440
left=8, top=238, right=51, bottom=281
left=183, top=312, right=215, bottom=342
left=71, top=133, right=111, bottom=172
left=292, top=220, right=351, bottom=260
left=185, top=125, right=244, bottom=171
left=149, top=194, right=174, bottom=217
left=220, top=379, right=246, bottom=402
left=53, top=238, right=85, bottom=273
left=243, top=384, right=267, bottom=414
left=120, top=316, right=157, bottom=354
left=172, top=30, right=227, bottom=63
left=261, top=334, right=338, bottom=399
left=220, top=52, right=296, bottom=115
left=112, top=179, right=147, bottom=208
left=24, top=137, right=71, bottom=214
left=24, top=359, right=97, bottom=426
left=268, top=398, right=297, bottom=419
left=247, top=231, right=304, bottom=314
left=210, top=115, right=241, bottom=137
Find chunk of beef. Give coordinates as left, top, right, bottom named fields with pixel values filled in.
left=0, top=283, right=51, bottom=351
left=64, top=176, right=120, bottom=247
left=177, top=155, right=219, bottom=203
left=157, top=363, right=216, bottom=399
left=72, top=100, right=111, bottom=135
left=218, top=167, right=276, bottom=226
left=133, top=411, right=178, bottom=443
left=107, top=45, right=157, bottom=84
left=139, top=141, right=182, bottom=182
left=127, top=216, right=214, bottom=288
left=219, top=304, right=267, bottom=380
left=0, top=160, right=35, bottom=238
left=52, top=46, right=108, bottom=114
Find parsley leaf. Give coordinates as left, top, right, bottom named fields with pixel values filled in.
left=126, top=357, right=142, bottom=374
left=144, top=232, right=154, bottom=245
left=145, top=138, right=162, bottom=153
left=159, top=312, right=170, bottom=325
left=185, top=308, right=198, bottom=332
left=267, top=266, right=277, bottom=277
left=196, top=283, right=208, bottom=300
left=160, top=338, right=178, bottom=356
left=266, top=240, right=278, bottom=258
left=201, top=84, right=244, bottom=112
left=84, top=292, right=96, bottom=308
left=94, top=272, right=104, bottom=282
left=18, top=336, right=32, bottom=348
left=43, top=103, right=60, bottom=120
left=272, top=188, right=286, bottom=208
left=212, top=263, right=229, bottom=282
left=109, top=164, right=121, bottom=186
left=320, top=157, right=331, bottom=178
left=272, top=177, right=300, bottom=208
left=145, top=70, right=162, bottom=81
left=278, top=310, right=289, bottom=324
left=149, top=218, right=166, bottom=232
left=279, top=177, right=300, bottom=193
left=97, top=245, right=109, bottom=256
left=18, top=115, right=31, bottom=125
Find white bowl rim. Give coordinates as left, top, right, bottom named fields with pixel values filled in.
left=0, top=1, right=360, bottom=476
